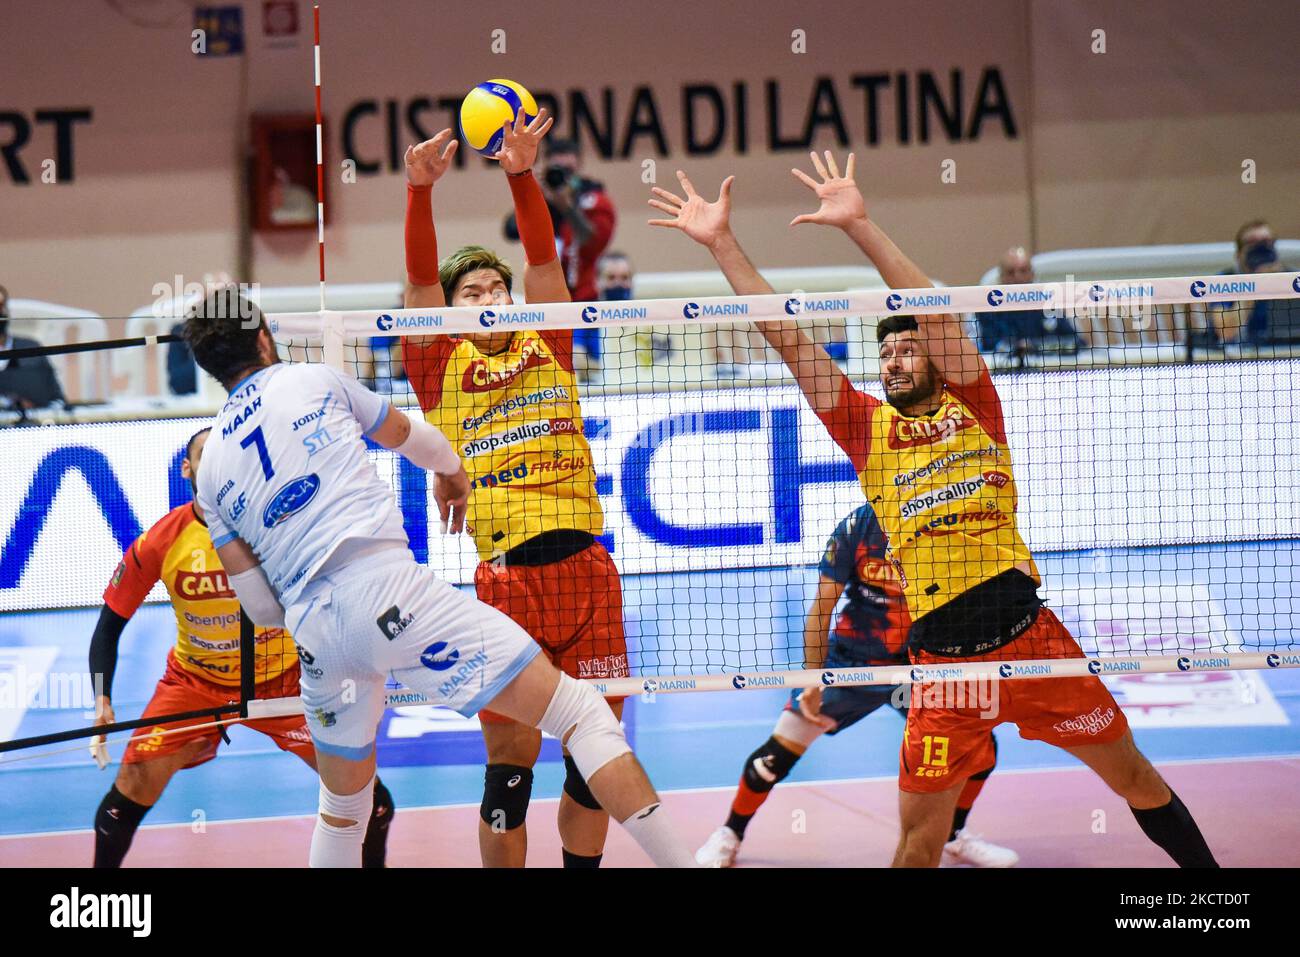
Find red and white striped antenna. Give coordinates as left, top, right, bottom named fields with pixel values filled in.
left=313, top=3, right=325, bottom=313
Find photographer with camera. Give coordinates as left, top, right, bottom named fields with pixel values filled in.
left=503, top=138, right=617, bottom=304
left=1209, top=219, right=1296, bottom=345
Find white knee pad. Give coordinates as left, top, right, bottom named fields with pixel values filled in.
left=319, top=776, right=375, bottom=827
left=310, top=776, right=374, bottom=868
left=537, top=674, right=630, bottom=782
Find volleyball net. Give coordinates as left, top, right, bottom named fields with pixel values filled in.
left=2, top=270, right=1299, bottom=747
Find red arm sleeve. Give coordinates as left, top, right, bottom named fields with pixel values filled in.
left=814, top=378, right=879, bottom=474
left=102, top=509, right=183, bottom=618
left=402, top=337, right=457, bottom=412
left=405, top=184, right=439, bottom=287
left=508, top=170, right=559, bottom=266
left=945, top=369, right=1007, bottom=445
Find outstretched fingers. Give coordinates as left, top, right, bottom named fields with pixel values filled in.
left=791, top=167, right=820, bottom=191
left=808, top=150, right=829, bottom=180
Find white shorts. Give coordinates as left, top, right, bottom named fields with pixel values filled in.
left=285, top=548, right=542, bottom=761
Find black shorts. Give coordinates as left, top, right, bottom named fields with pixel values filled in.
left=787, top=639, right=907, bottom=735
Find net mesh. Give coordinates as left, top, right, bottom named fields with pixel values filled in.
left=277, top=286, right=1300, bottom=687
left=2, top=281, right=1298, bottom=746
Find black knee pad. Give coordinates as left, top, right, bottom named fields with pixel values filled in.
left=562, top=754, right=602, bottom=811
left=480, top=764, right=534, bottom=830
left=741, top=736, right=800, bottom=794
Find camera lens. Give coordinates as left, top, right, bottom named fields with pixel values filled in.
left=545, top=167, right=568, bottom=189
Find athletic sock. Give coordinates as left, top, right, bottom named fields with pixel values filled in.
left=93, top=785, right=152, bottom=868
left=620, top=802, right=696, bottom=868
left=562, top=849, right=603, bottom=869
left=1131, top=790, right=1218, bottom=868
left=361, top=777, right=395, bottom=869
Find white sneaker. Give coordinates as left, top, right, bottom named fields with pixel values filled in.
left=942, top=830, right=1019, bottom=868
left=695, top=826, right=742, bottom=868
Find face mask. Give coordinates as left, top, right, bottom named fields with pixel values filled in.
left=602, top=286, right=633, bottom=301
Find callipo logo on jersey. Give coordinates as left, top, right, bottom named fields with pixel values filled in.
left=461, top=339, right=552, bottom=393
left=173, top=570, right=235, bottom=600
left=887, top=407, right=976, bottom=450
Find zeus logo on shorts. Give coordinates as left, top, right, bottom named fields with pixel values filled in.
left=420, top=641, right=461, bottom=671
left=376, top=606, right=416, bottom=640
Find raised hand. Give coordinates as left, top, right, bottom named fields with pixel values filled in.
left=647, top=170, right=736, bottom=249
left=492, top=107, right=555, bottom=176
left=790, top=151, right=867, bottom=229
left=404, top=129, right=459, bottom=187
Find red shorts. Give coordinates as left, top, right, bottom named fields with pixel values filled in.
left=899, top=607, right=1129, bottom=793
left=475, top=542, right=628, bottom=724
left=123, top=651, right=315, bottom=768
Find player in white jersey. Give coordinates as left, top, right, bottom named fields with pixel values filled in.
left=182, top=288, right=694, bottom=868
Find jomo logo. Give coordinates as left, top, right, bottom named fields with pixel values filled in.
left=419, top=641, right=461, bottom=672
left=376, top=314, right=394, bottom=331
left=986, top=288, right=1004, bottom=307
left=732, top=674, right=747, bottom=689
left=479, top=310, right=497, bottom=328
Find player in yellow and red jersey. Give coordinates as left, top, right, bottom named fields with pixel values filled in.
left=650, top=154, right=1218, bottom=868
left=400, top=115, right=627, bottom=868
left=87, top=427, right=395, bottom=867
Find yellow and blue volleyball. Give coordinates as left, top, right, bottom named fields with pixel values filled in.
left=459, top=79, right=538, bottom=156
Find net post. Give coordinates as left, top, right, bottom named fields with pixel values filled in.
left=239, top=608, right=255, bottom=719
left=322, top=310, right=345, bottom=370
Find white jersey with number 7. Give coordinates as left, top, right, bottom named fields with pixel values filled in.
left=195, top=363, right=408, bottom=611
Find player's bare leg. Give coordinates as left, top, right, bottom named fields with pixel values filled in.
left=114, top=738, right=209, bottom=806
left=893, top=781, right=964, bottom=867
left=556, top=698, right=624, bottom=861
left=487, top=654, right=694, bottom=866
left=478, top=718, right=542, bottom=867
left=1065, top=729, right=1217, bottom=867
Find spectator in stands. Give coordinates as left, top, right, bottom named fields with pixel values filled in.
left=576, top=251, right=636, bottom=383
left=975, top=247, right=1084, bottom=360
left=1208, top=219, right=1297, bottom=345
left=504, top=138, right=616, bottom=303
left=0, top=285, right=68, bottom=414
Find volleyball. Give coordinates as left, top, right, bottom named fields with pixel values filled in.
left=459, top=79, right=538, bottom=156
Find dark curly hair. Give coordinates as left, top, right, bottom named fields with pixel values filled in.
left=876, top=314, right=920, bottom=342
left=182, top=288, right=268, bottom=386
